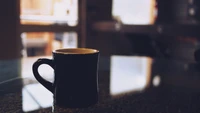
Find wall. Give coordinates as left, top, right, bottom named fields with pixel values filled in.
left=0, top=0, right=22, bottom=82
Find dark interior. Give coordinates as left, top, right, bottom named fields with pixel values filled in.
left=1, top=0, right=200, bottom=112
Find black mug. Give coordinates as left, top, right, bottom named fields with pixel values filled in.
left=32, top=48, right=99, bottom=108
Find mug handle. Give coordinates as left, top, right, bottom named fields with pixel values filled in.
left=32, top=58, right=54, bottom=93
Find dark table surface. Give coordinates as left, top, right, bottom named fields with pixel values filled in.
left=1, top=56, right=200, bottom=113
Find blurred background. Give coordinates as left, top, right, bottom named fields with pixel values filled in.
left=1, top=0, right=200, bottom=91
left=1, top=0, right=200, bottom=92
left=0, top=0, right=158, bottom=81
left=1, top=0, right=200, bottom=112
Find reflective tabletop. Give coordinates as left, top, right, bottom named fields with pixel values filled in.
left=1, top=56, right=200, bottom=113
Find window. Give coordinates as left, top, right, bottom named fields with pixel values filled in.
left=20, top=0, right=86, bottom=50
left=20, top=0, right=78, bottom=26
left=112, top=0, right=156, bottom=25
left=20, top=0, right=85, bottom=79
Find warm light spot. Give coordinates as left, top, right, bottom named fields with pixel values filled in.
left=153, top=75, right=161, bottom=87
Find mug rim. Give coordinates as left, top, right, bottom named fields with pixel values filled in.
left=53, top=48, right=99, bottom=55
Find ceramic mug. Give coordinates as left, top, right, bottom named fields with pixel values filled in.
left=32, top=48, right=99, bottom=108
